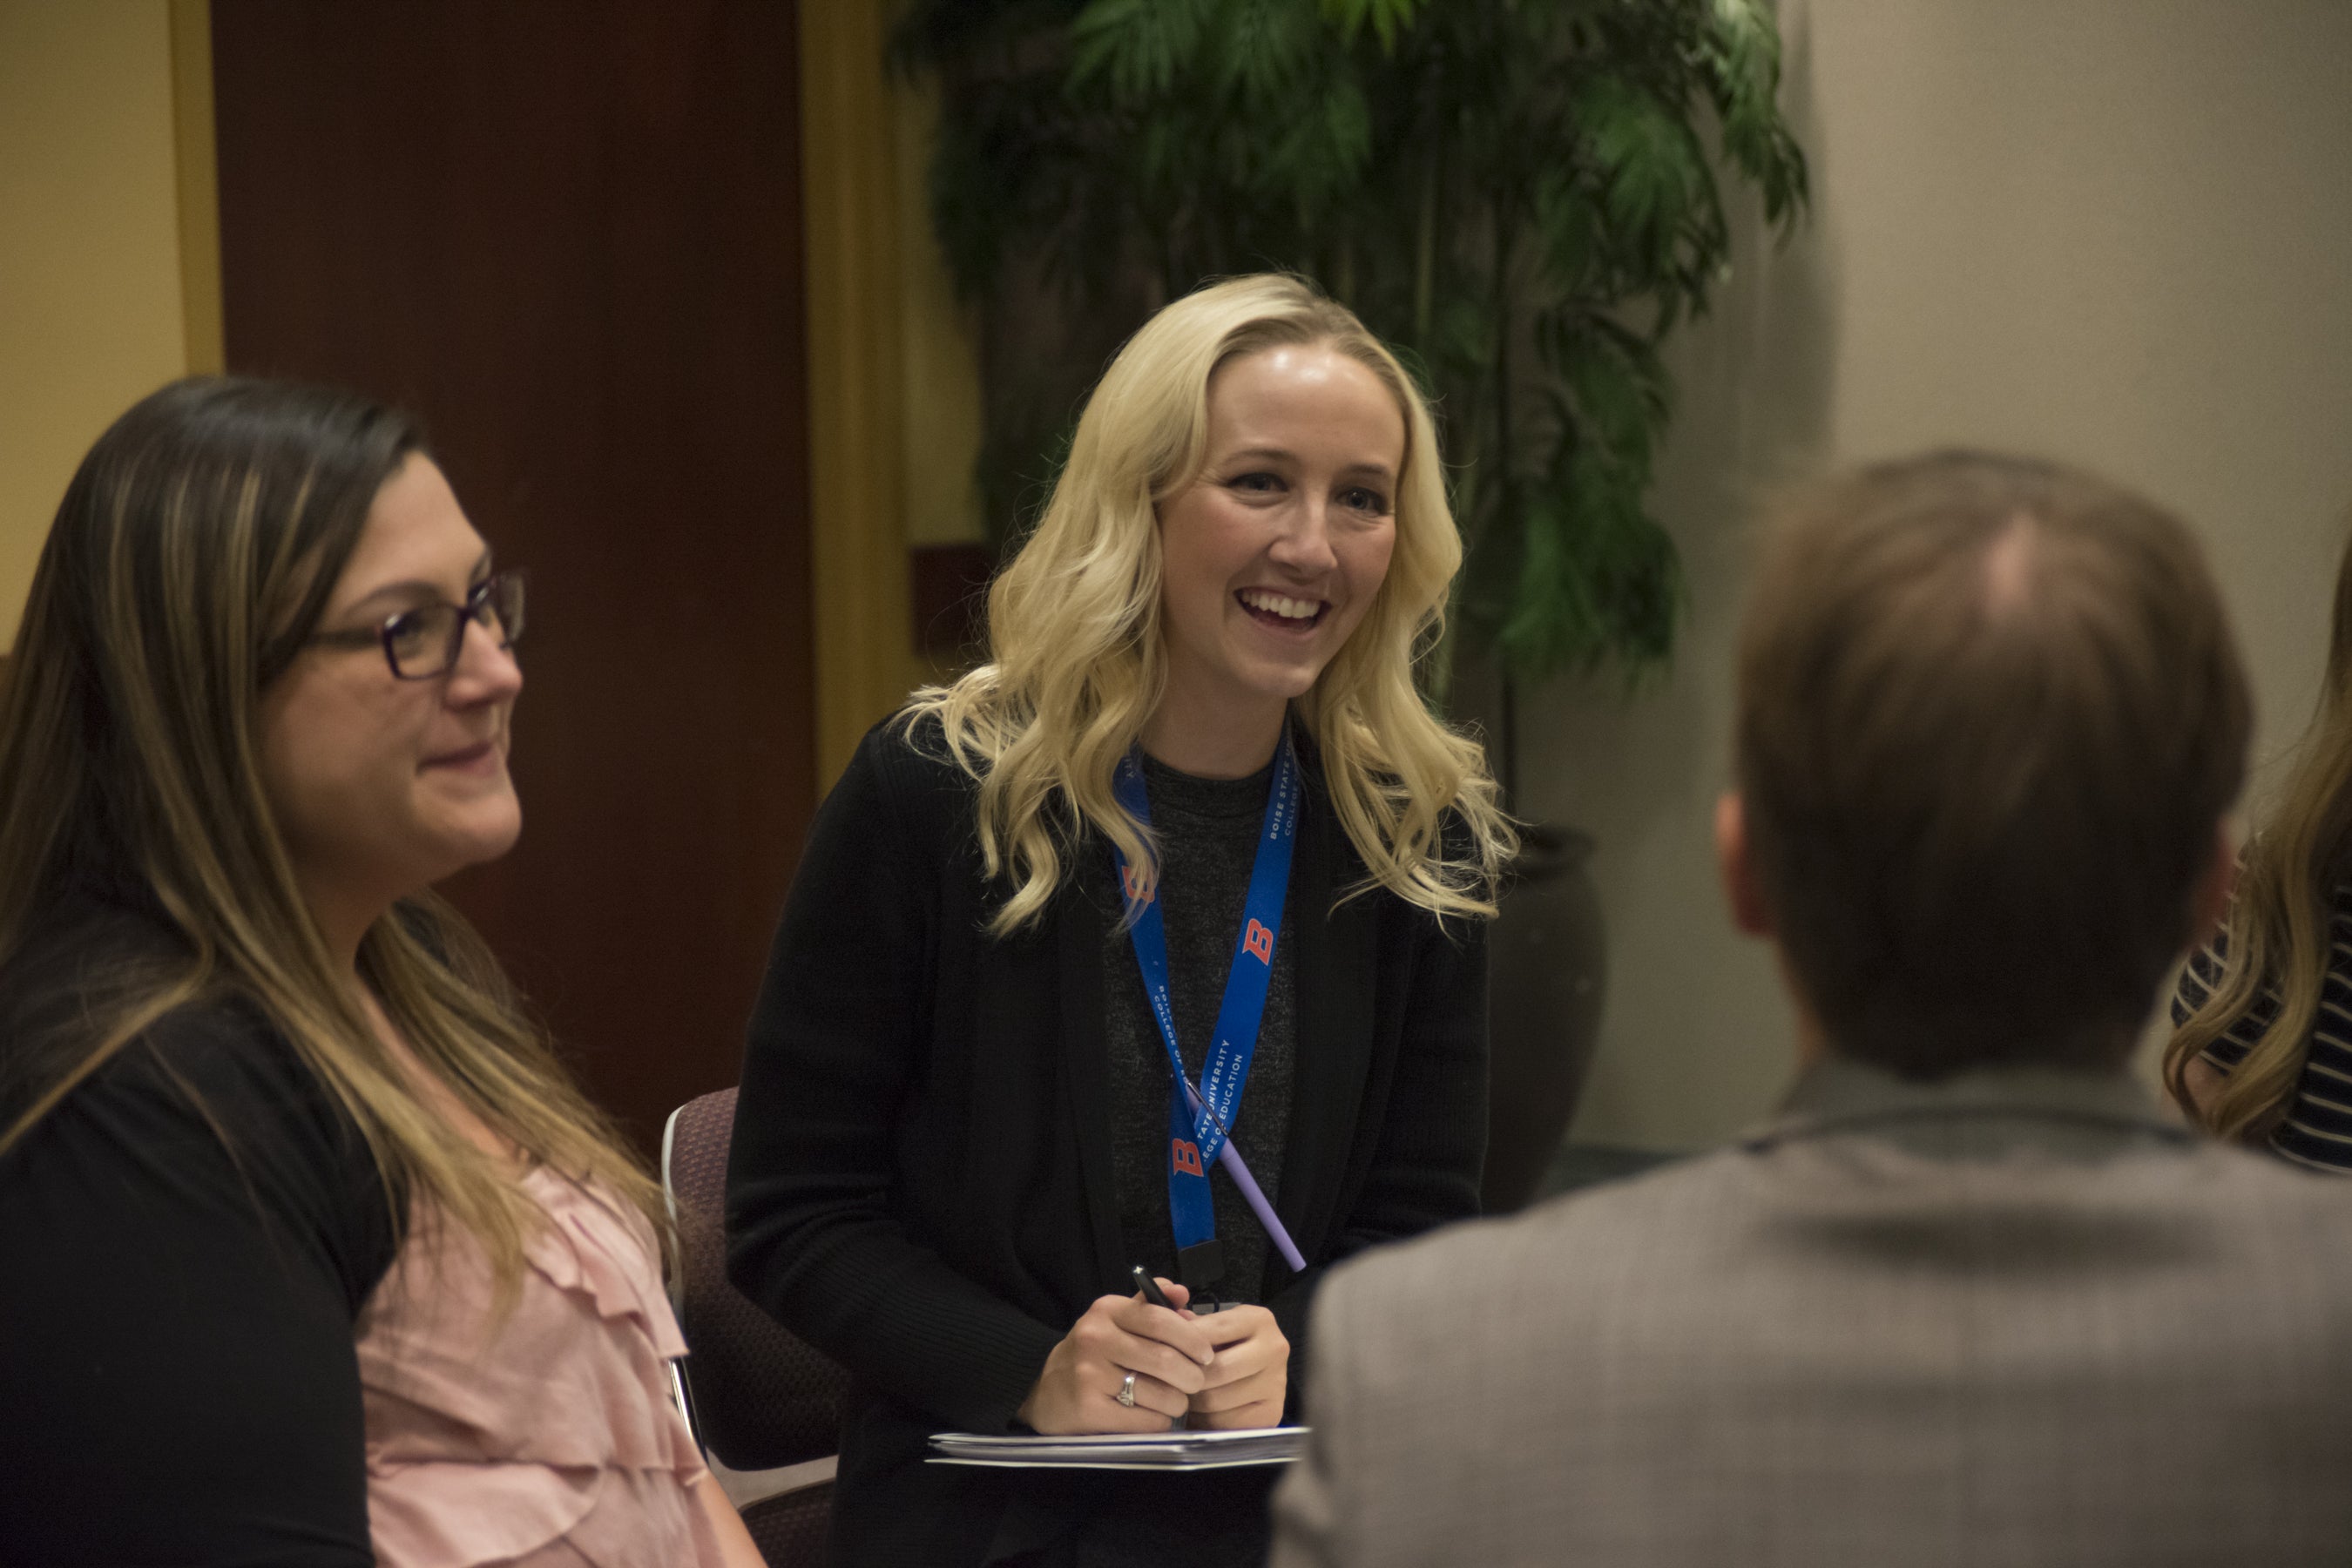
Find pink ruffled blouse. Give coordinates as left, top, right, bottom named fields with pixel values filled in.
left=355, top=1167, right=727, bottom=1568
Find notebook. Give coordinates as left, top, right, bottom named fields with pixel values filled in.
left=926, top=1427, right=1308, bottom=1470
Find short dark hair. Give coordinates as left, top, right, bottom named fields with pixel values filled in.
left=1735, top=450, right=2251, bottom=1075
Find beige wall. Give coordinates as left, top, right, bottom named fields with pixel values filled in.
left=1540, top=0, right=2352, bottom=1151
left=0, top=0, right=193, bottom=652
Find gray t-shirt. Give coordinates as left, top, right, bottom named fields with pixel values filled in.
left=1098, top=751, right=1297, bottom=1305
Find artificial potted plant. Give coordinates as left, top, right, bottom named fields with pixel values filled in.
left=895, top=0, right=1808, bottom=1209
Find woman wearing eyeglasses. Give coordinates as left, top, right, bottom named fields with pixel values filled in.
left=728, top=274, right=1515, bottom=1566
left=0, top=379, right=760, bottom=1567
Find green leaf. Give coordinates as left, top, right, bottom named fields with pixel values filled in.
left=1435, top=295, right=1492, bottom=375
left=1261, top=73, right=1373, bottom=199
left=1322, top=73, right=1374, bottom=172
left=1497, top=493, right=1592, bottom=673
left=1708, top=0, right=1782, bottom=108
left=1578, top=74, right=1711, bottom=274
left=1319, top=0, right=1428, bottom=51
left=1554, top=321, right=1671, bottom=476
left=1701, top=0, right=1808, bottom=231
left=1071, top=0, right=1210, bottom=98
left=1216, top=0, right=1321, bottom=101
left=1497, top=459, right=1683, bottom=683
left=1531, top=165, right=1599, bottom=291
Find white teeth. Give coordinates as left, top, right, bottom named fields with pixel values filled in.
left=1240, top=589, right=1321, bottom=622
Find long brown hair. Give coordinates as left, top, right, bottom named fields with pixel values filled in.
left=0, top=377, right=660, bottom=1289
left=2165, top=518, right=2352, bottom=1135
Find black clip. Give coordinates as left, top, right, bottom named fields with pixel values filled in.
left=1175, top=1238, right=1226, bottom=1294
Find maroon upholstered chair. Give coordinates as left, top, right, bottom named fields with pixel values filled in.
left=663, top=1088, right=852, bottom=1567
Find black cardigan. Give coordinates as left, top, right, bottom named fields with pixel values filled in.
left=725, top=718, right=1490, bottom=1564
left=0, top=899, right=396, bottom=1566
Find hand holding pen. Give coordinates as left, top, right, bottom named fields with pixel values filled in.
left=1135, top=1266, right=1289, bottom=1431
left=1014, top=1269, right=1214, bottom=1434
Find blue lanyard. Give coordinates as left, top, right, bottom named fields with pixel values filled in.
left=1110, top=733, right=1301, bottom=1289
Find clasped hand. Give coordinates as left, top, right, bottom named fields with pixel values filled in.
left=1015, top=1278, right=1288, bottom=1434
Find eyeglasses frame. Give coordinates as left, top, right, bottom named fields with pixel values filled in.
left=307, top=568, right=528, bottom=681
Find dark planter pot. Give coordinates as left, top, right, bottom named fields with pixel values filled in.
left=1480, top=823, right=1607, bottom=1214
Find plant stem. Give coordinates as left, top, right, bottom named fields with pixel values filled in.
left=1414, top=152, right=1438, bottom=349
left=1492, top=203, right=1514, bottom=477
left=1490, top=189, right=1523, bottom=808
left=1500, top=668, right=1521, bottom=810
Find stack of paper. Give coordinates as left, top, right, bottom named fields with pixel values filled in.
left=927, top=1427, right=1308, bottom=1470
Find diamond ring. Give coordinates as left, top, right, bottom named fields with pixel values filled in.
left=1116, top=1371, right=1139, bottom=1409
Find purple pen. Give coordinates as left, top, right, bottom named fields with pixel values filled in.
left=1181, top=1081, right=1306, bottom=1274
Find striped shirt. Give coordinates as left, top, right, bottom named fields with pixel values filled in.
left=2171, top=886, right=2352, bottom=1173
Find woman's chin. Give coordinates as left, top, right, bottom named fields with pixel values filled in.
left=422, top=805, right=524, bottom=882
left=1240, top=659, right=1328, bottom=705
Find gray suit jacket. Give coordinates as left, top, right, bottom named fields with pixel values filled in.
left=1271, top=1058, right=2352, bottom=1567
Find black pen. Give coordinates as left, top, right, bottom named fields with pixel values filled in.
left=1131, top=1264, right=1178, bottom=1310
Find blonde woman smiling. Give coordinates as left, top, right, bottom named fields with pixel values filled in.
left=728, top=274, right=1514, bottom=1567
left=0, top=380, right=760, bottom=1567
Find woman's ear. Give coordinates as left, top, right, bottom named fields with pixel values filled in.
left=2186, top=821, right=2238, bottom=949
left=1715, top=790, right=1774, bottom=937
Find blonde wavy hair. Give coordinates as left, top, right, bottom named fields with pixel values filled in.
left=2165, top=517, right=2352, bottom=1138
left=0, top=378, right=661, bottom=1296
left=909, top=273, right=1513, bottom=934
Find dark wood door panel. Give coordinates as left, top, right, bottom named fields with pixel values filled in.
left=213, top=0, right=813, bottom=1148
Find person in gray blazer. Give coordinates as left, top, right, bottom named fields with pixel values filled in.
left=1270, top=449, right=2352, bottom=1568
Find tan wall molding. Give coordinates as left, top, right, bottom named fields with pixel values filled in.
left=800, top=2, right=922, bottom=791
left=169, top=0, right=223, bottom=376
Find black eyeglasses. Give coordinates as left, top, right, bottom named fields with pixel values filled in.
left=309, top=570, right=527, bottom=680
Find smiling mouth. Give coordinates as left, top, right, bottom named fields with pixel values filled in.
left=422, top=740, right=499, bottom=771
left=1236, top=588, right=1328, bottom=630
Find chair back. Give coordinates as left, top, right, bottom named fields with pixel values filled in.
left=663, top=1087, right=851, bottom=1470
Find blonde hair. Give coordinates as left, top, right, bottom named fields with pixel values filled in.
left=909, top=274, right=1513, bottom=933
left=2165, top=517, right=2352, bottom=1136
left=0, top=378, right=661, bottom=1294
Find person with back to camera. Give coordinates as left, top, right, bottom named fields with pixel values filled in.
left=1270, top=452, right=2352, bottom=1567
left=726, top=273, right=1515, bottom=1566
left=2167, top=521, right=2352, bottom=1169
left=0, top=379, right=763, bottom=1567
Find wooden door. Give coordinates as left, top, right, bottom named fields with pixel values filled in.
left=212, top=1, right=814, bottom=1149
